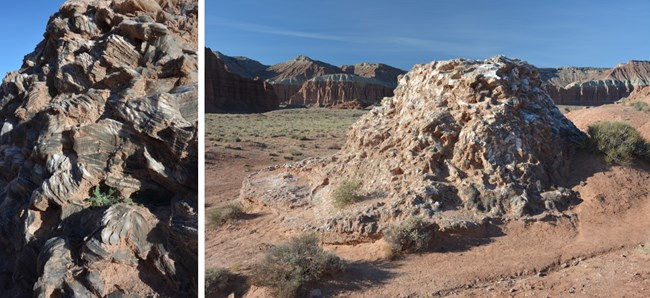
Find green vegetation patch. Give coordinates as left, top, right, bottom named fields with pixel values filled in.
left=384, top=217, right=434, bottom=258
left=587, top=121, right=649, bottom=165
left=331, top=180, right=362, bottom=208
left=86, top=186, right=132, bottom=207
left=251, top=234, right=345, bottom=298
left=205, top=267, right=237, bottom=295
left=632, top=101, right=650, bottom=113
left=210, top=202, right=245, bottom=226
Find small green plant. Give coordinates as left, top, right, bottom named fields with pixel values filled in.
left=331, top=180, right=361, bottom=208
left=210, top=202, right=245, bottom=225
left=384, top=217, right=434, bottom=258
left=86, top=186, right=130, bottom=207
left=251, top=234, right=345, bottom=298
left=587, top=121, right=649, bottom=165
left=632, top=101, right=650, bottom=113
left=205, top=267, right=236, bottom=295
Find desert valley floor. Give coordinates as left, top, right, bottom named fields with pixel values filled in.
left=206, top=98, right=650, bottom=297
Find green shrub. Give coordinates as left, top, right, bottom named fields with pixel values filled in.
left=251, top=234, right=345, bottom=298
left=587, top=121, right=649, bottom=165
left=210, top=202, right=245, bottom=225
left=205, top=267, right=236, bottom=295
left=331, top=180, right=361, bottom=208
left=632, top=101, right=650, bottom=113
left=86, top=186, right=131, bottom=207
left=384, top=217, right=434, bottom=257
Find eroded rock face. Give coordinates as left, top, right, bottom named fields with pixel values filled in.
left=205, top=48, right=278, bottom=113
left=288, top=74, right=395, bottom=107
left=541, top=61, right=650, bottom=105
left=210, top=52, right=406, bottom=109
left=241, top=57, right=585, bottom=244
left=0, top=0, right=197, bottom=296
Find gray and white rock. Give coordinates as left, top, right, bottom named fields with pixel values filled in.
left=241, top=56, right=586, bottom=244
left=0, top=0, right=197, bottom=296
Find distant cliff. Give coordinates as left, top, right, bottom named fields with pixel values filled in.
left=540, top=60, right=650, bottom=105
left=205, top=48, right=278, bottom=113
left=209, top=51, right=406, bottom=109
left=208, top=50, right=650, bottom=108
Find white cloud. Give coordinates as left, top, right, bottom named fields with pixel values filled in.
left=211, top=17, right=348, bottom=42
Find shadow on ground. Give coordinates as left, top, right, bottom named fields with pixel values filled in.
left=320, top=260, right=398, bottom=296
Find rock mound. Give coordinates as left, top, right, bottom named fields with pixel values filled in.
left=241, top=56, right=586, bottom=244
left=0, top=0, right=197, bottom=296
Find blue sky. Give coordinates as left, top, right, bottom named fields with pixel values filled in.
left=0, top=2, right=64, bottom=76
left=207, top=0, right=650, bottom=70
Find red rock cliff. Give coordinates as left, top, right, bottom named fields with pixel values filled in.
left=205, top=48, right=278, bottom=112
left=541, top=61, right=650, bottom=105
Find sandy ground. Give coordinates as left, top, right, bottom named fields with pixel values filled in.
left=206, top=105, right=650, bottom=298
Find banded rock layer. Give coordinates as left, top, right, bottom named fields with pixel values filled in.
left=0, top=0, right=198, bottom=296
left=205, top=48, right=278, bottom=113
left=241, top=57, right=586, bottom=244
left=541, top=60, right=650, bottom=105
left=210, top=51, right=406, bottom=110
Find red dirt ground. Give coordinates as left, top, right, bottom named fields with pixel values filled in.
left=206, top=104, right=650, bottom=297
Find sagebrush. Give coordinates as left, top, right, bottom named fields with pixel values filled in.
left=587, top=121, right=649, bottom=164
left=251, top=234, right=345, bottom=298
left=210, top=202, right=245, bottom=225
left=384, top=217, right=434, bottom=258
left=205, top=267, right=236, bottom=295
left=331, top=180, right=361, bottom=208
left=632, top=101, right=650, bottom=113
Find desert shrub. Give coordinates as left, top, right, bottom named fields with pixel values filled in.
left=205, top=267, right=236, bottom=295
left=632, top=101, right=650, bottom=113
left=251, top=234, right=345, bottom=298
left=210, top=202, right=245, bottom=225
left=331, top=180, right=361, bottom=208
left=587, top=121, right=649, bottom=164
left=384, top=217, right=434, bottom=257
left=289, top=149, right=303, bottom=156
left=86, top=186, right=131, bottom=207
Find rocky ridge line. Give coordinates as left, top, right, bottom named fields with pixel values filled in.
left=211, top=51, right=406, bottom=109
left=541, top=60, right=650, bottom=105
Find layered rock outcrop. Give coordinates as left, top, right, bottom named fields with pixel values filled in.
left=241, top=56, right=586, bottom=244
left=205, top=48, right=278, bottom=113
left=288, top=74, right=395, bottom=107
left=541, top=61, right=650, bottom=105
left=209, top=51, right=406, bottom=109
left=0, top=0, right=197, bottom=296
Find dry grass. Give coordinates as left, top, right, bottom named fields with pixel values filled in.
left=331, top=180, right=361, bottom=208
left=210, top=202, right=245, bottom=226
left=205, top=267, right=236, bottom=295
left=206, top=108, right=365, bottom=144
left=587, top=121, right=649, bottom=165
left=384, top=217, right=434, bottom=258
left=251, top=234, right=345, bottom=298
left=632, top=101, right=650, bottom=113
